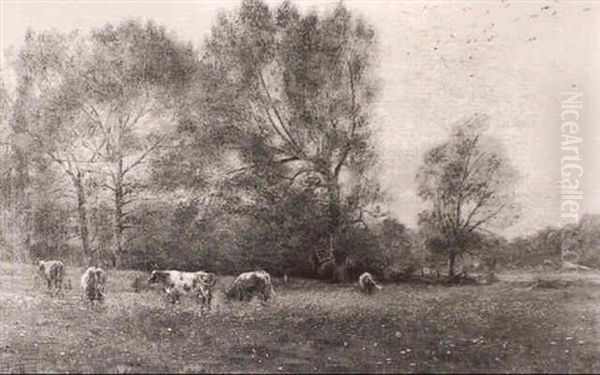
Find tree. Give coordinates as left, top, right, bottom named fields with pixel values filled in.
left=192, top=0, right=380, bottom=280
left=11, top=30, right=101, bottom=263
left=0, top=73, right=20, bottom=260
left=416, top=114, right=519, bottom=281
left=82, top=20, right=197, bottom=267
left=11, top=22, right=198, bottom=267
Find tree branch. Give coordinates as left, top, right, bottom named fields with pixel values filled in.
left=257, top=71, right=300, bottom=152
left=333, top=62, right=359, bottom=178
left=123, top=135, right=166, bottom=176
left=467, top=204, right=505, bottom=233
left=462, top=191, right=494, bottom=230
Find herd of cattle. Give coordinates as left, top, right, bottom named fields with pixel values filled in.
left=36, top=260, right=383, bottom=310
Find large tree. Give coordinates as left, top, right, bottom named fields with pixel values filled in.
left=189, top=0, right=381, bottom=280
left=12, top=30, right=101, bottom=262
left=10, top=22, right=197, bottom=267
left=82, top=21, right=197, bottom=267
left=416, top=114, right=520, bottom=281
left=0, top=73, right=24, bottom=260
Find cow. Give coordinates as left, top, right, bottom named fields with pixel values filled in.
left=81, top=267, right=107, bottom=305
left=147, top=270, right=217, bottom=313
left=225, top=270, right=275, bottom=302
left=358, top=272, right=382, bottom=295
left=37, top=260, right=65, bottom=294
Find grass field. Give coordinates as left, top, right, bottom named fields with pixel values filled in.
left=1, top=262, right=599, bottom=373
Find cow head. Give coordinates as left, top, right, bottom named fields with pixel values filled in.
left=224, top=283, right=238, bottom=301
left=147, top=270, right=167, bottom=285
left=38, top=261, right=45, bottom=273
left=200, top=272, right=217, bottom=287
left=94, top=268, right=106, bottom=286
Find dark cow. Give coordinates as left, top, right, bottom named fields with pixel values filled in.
left=37, top=260, right=65, bottom=294
left=358, top=272, right=382, bottom=295
left=147, top=270, right=216, bottom=312
left=225, top=270, right=274, bottom=302
left=81, top=267, right=107, bottom=305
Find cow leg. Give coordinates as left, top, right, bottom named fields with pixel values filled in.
left=198, top=292, right=208, bottom=315
left=170, top=291, right=179, bottom=304
left=199, top=291, right=209, bottom=311
left=164, top=288, right=173, bottom=304
left=57, top=280, right=64, bottom=297
left=262, top=291, right=270, bottom=303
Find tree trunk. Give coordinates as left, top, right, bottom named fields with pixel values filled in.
left=14, top=153, right=32, bottom=262
left=448, top=250, right=457, bottom=282
left=326, top=179, right=345, bottom=282
left=112, top=157, right=125, bottom=268
left=73, top=173, right=92, bottom=264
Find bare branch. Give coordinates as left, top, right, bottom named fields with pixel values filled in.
left=102, top=183, right=116, bottom=192
left=467, top=204, right=506, bottom=233
left=257, top=71, right=300, bottom=151
left=333, top=62, right=359, bottom=178
left=462, top=191, right=494, bottom=230
left=123, top=135, right=166, bottom=175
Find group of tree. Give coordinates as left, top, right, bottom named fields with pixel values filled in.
left=0, top=0, right=523, bottom=283
left=501, top=214, right=600, bottom=269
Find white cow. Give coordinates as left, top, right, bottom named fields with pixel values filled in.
left=147, top=270, right=217, bottom=312
left=358, top=272, right=382, bottom=295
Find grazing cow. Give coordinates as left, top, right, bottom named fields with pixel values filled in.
left=225, top=270, right=275, bottom=302
left=81, top=267, right=107, bottom=305
left=37, top=260, right=65, bottom=294
left=358, top=272, right=382, bottom=295
left=147, top=270, right=217, bottom=312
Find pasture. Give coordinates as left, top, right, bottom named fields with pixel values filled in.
left=1, top=261, right=599, bottom=373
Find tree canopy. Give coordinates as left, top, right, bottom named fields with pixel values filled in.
left=178, top=0, right=382, bottom=280
left=416, top=114, right=520, bottom=280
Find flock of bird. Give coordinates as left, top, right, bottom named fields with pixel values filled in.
left=407, top=1, right=594, bottom=80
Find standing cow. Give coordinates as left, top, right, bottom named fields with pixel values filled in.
left=147, top=270, right=217, bottom=313
left=225, top=270, right=275, bottom=302
left=358, top=272, right=382, bottom=295
left=37, top=260, right=65, bottom=294
left=81, top=267, right=107, bottom=305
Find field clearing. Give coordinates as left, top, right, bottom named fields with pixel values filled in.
left=1, top=262, right=599, bottom=373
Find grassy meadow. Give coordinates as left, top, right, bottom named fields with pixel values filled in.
left=1, top=261, right=599, bottom=373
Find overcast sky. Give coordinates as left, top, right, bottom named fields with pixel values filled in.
left=1, top=0, right=599, bottom=238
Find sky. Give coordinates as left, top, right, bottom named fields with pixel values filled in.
left=1, top=0, right=599, bottom=238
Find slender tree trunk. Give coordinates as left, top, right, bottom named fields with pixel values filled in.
left=326, top=178, right=345, bottom=282
left=18, top=155, right=33, bottom=263
left=72, top=173, right=91, bottom=264
left=112, top=157, right=125, bottom=268
left=448, top=250, right=457, bottom=282
left=22, top=189, right=33, bottom=263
